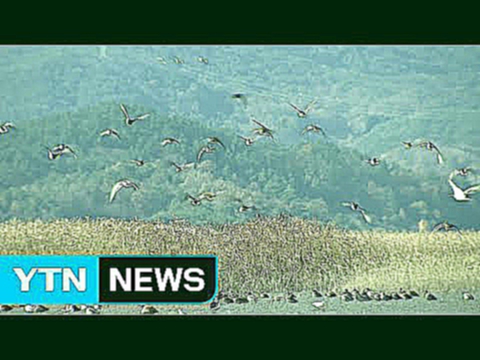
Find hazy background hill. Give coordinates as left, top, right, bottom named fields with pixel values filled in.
left=0, top=45, right=479, bottom=230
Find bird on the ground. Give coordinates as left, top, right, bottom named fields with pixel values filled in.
left=301, top=124, right=326, bottom=136
left=162, top=137, right=180, bottom=147
left=0, top=122, right=15, bottom=134
left=170, top=161, right=195, bottom=173
left=431, top=221, right=462, bottom=235
left=325, top=291, right=337, bottom=298
left=288, top=100, right=317, bottom=118
left=416, top=140, right=444, bottom=164
left=109, top=180, right=140, bottom=203
left=24, top=305, right=49, bottom=313
left=238, top=135, right=255, bottom=146
left=251, top=118, right=274, bottom=139
left=120, top=104, right=150, bottom=126
left=173, top=56, right=184, bottom=64
left=463, top=292, right=475, bottom=300
left=312, top=289, right=323, bottom=298
left=312, top=301, right=325, bottom=309
left=424, top=291, right=437, bottom=301
left=0, top=305, right=13, bottom=312
left=63, top=304, right=81, bottom=313
left=141, top=305, right=158, bottom=314
left=210, top=300, right=220, bottom=311
left=341, top=201, right=372, bottom=224
left=100, top=128, right=121, bottom=140
left=197, top=145, right=216, bottom=163
left=197, top=56, right=209, bottom=64
left=448, top=177, right=480, bottom=202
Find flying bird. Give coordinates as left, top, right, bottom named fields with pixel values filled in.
left=231, top=93, right=247, bottom=107
left=45, top=144, right=77, bottom=160
left=450, top=167, right=472, bottom=179
left=402, top=141, right=414, bottom=149
left=170, top=161, right=195, bottom=173
left=0, top=122, right=15, bottom=134
left=207, top=136, right=226, bottom=149
left=109, top=180, right=140, bottom=203
left=186, top=194, right=202, bottom=206
left=301, top=124, right=326, bottom=136
left=431, top=221, right=462, bottom=235
left=288, top=100, right=317, bottom=118
left=162, top=137, right=180, bottom=147
left=448, top=177, right=480, bottom=202
left=120, top=104, right=150, bottom=126
left=341, top=201, right=372, bottom=224
left=238, top=135, right=255, bottom=146
left=100, top=128, right=121, bottom=140
left=251, top=118, right=274, bottom=139
left=197, top=145, right=216, bottom=163
left=365, top=157, right=381, bottom=167
left=198, top=192, right=219, bottom=202
left=131, top=159, right=147, bottom=167
left=416, top=141, right=444, bottom=164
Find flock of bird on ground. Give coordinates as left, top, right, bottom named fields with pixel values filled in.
left=0, top=287, right=476, bottom=314
left=0, top=53, right=479, bottom=314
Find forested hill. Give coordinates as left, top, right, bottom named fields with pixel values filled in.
left=0, top=46, right=479, bottom=230
left=0, top=101, right=478, bottom=231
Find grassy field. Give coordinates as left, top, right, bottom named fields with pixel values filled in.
left=0, top=216, right=479, bottom=314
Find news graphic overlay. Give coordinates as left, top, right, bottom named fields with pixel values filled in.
left=0, top=256, right=218, bottom=305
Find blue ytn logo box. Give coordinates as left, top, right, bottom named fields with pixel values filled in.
left=0, top=255, right=218, bottom=304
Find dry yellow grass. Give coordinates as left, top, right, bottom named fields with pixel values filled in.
left=0, top=216, right=478, bottom=293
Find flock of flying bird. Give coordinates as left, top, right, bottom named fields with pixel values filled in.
left=1, top=54, right=479, bottom=232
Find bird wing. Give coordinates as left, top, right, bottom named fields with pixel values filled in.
left=65, top=146, right=78, bottom=158
left=213, top=137, right=226, bottom=148
left=464, top=184, right=480, bottom=195
left=436, top=152, right=444, bottom=165
left=301, top=127, right=309, bottom=135
left=135, top=113, right=150, bottom=121
left=304, top=99, right=318, bottom=113
left=431, top=222, right=445, bottom=233
left=251, top=118, right=270, bottom=131
left=120, top=104, right=130, bottom=119
left=341, top=202, right=352, bottom=208
left=197, top=147, right=206, bottom=162
left=100, top=130, right=109, bottom=137
left=129, top=181, right=140, bottom=191
left=170, top=161, right=181, bottom=170
left=448, top=178, right=464, bottom=197
left=288, top=103, right=303, bottom=114
left=318, top=127, right=326, bottom=136
left=359, top=209, right=372, bottom=224
left=109, top=182, right=125, bottom=202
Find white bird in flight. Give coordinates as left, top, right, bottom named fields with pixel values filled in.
left=0, top=122, right=15, bottom=134
left=448, top=177, right=480, bottom=202
left=109, top=180, right=140, bottom=203
left=288, top=100, right=317, bottom=118
left=100, top=128, right=121, bottom=140
left=417, top=141, right=444, bottom=165
left=120, top=104, right=150, bottom=126
left=341, top=201, right=372, bottom=224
